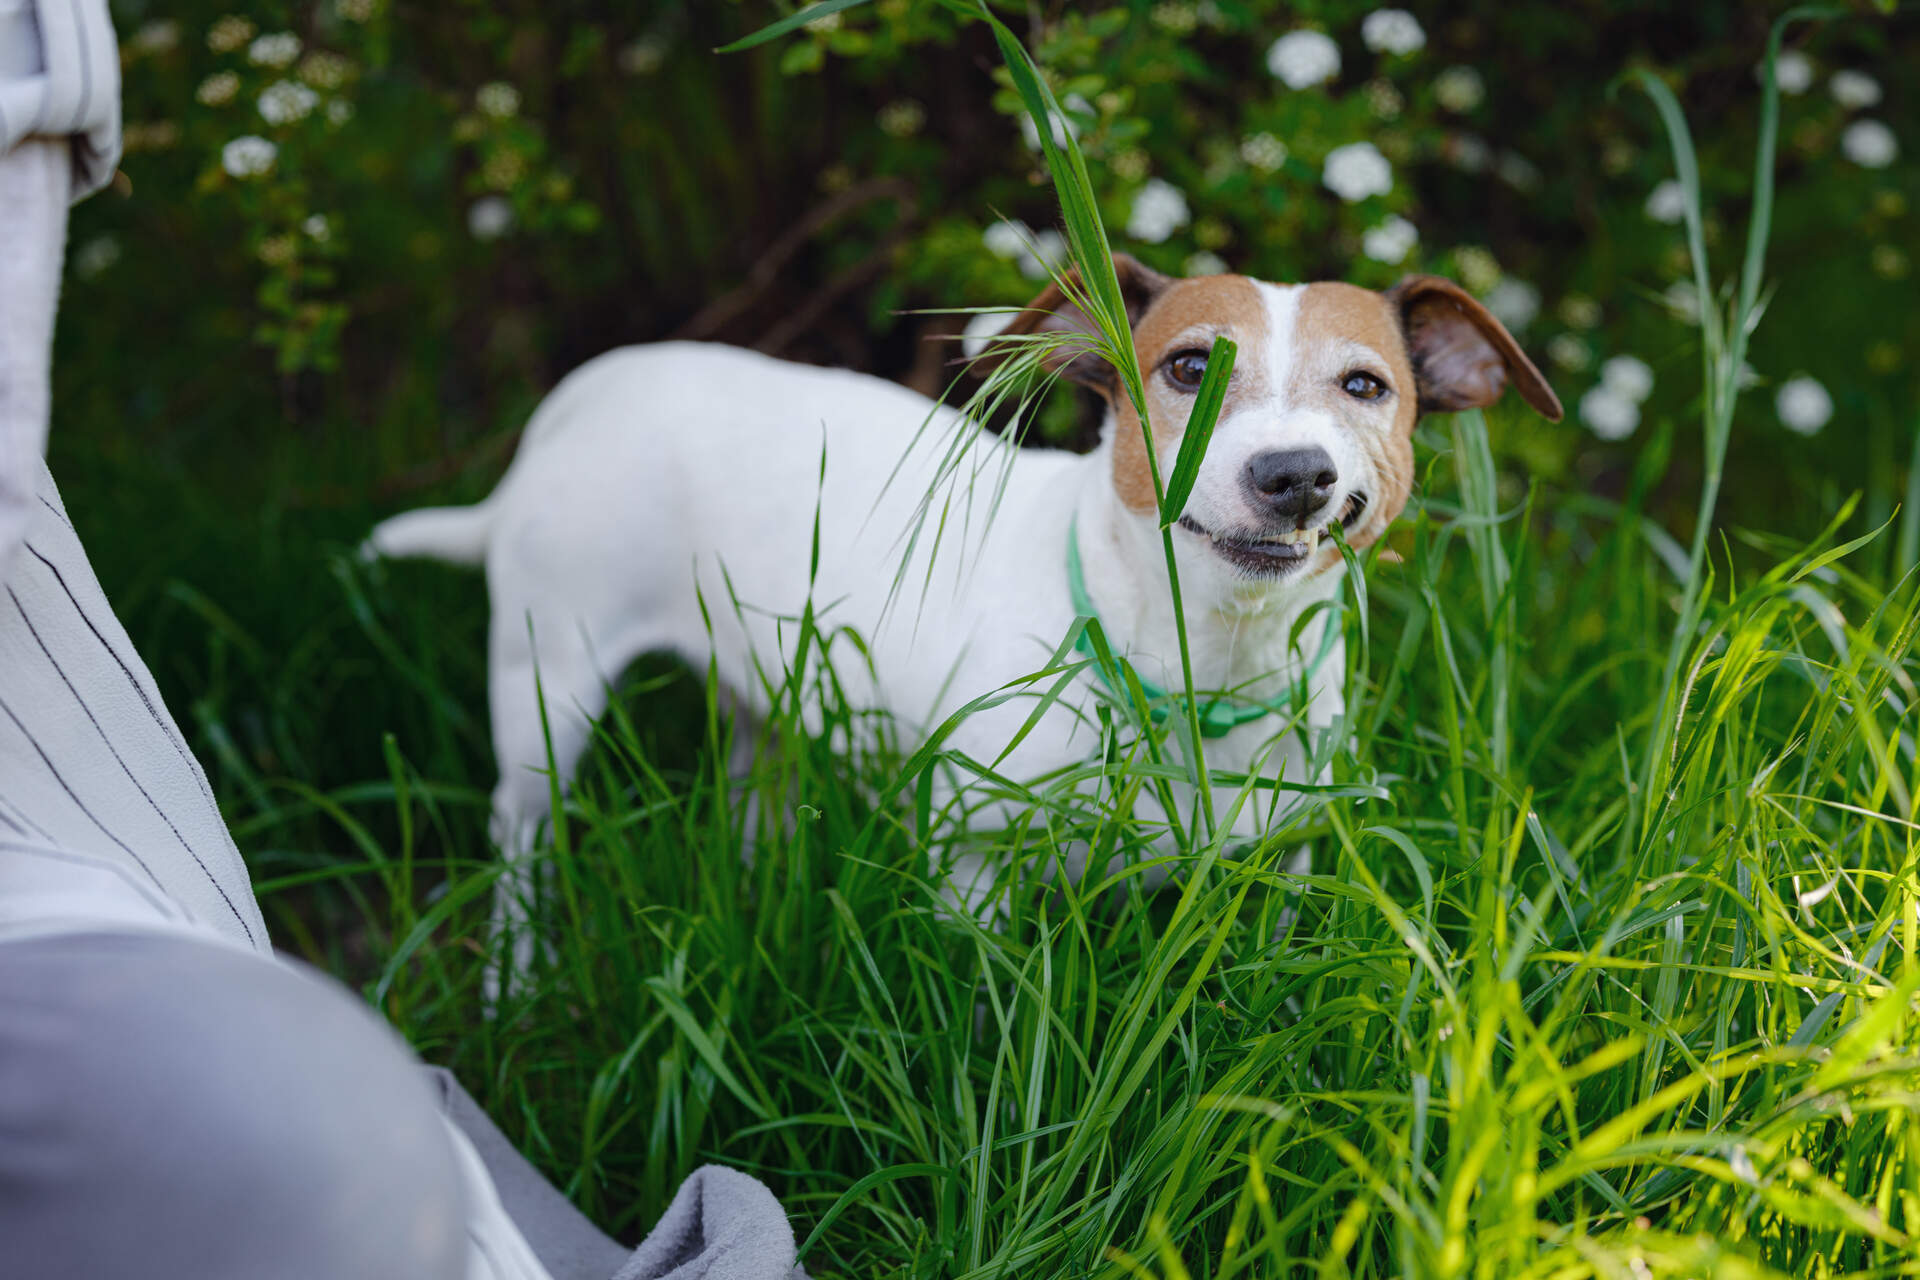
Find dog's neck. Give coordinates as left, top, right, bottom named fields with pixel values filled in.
left=1073, top=434, right=1346, bottom=701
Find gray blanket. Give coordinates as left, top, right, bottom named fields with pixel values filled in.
left=434, top=1069, right=808, bottom=1280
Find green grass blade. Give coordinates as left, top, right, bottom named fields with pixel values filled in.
left=1159, top=336, right=1236, bottom=528
left=715, top=0, right=877, bottom=53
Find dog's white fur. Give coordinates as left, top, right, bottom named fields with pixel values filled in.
left=367, top=257, right=1561, bottom=948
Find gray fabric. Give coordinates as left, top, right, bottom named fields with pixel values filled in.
left=431, top=1068, right=632, bottom=1280
left=0, top=0, right=121, bottom=200
left=612, top=1168, right=809, bottom=1280
left=432, top=1070, right=813, bottom=1280
left=0, top=929, right=470, bottom=1280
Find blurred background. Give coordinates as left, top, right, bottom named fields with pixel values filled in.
left=51, top=0, right=1917, bottom=955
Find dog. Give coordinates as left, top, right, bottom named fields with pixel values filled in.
left=366, top=254, right=1560, bottom=949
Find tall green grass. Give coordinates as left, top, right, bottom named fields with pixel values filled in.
left=217, top=5, right=1920, bottom=1276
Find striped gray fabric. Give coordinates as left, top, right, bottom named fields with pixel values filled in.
left=0, top=456, right=270, bottom=952
left=0, top=0, right=121, bottom=200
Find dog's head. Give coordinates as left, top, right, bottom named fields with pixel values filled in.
left=997, top=254, right=1562, bottom=605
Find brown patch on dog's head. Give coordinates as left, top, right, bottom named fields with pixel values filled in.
left=994, top=254, right=1270, bottom=513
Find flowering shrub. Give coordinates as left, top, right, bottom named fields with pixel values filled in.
left=66, top=1, right=1917, bottom=533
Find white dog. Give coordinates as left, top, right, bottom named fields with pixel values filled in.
left=368, top=255, right=1559, bottom=932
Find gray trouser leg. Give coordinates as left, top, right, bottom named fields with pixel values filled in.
left=0, top=930, right=469, bottom=1280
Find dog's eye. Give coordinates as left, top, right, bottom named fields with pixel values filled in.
left=1164, top=349, right=1211, bottom=390
left=1341, top=371, right=1388, bottom=401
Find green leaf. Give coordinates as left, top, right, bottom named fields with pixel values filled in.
left=1159, top=336, right=1236, bottom=528
left=715, top=0, right=875, bottom=53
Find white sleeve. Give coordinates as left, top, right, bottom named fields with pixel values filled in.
left=0, top=0, right=121, bottom=200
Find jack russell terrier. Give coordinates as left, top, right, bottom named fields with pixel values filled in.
left=367, top=255, right=1561, bottom=926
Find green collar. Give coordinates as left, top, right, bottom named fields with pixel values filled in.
left=1066, top=514, right=1335, bottom=739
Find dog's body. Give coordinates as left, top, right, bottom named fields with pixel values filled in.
left=368, top=258, right=1560, bottom=932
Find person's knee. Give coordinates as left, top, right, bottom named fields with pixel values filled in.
left=0, top=930, right=467, bottom=1280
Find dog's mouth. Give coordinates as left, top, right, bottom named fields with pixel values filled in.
left=1178, top=491, right=1369, bottom=576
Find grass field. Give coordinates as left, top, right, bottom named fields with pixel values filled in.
left=168, top=387, right=1916, bottom=1279
left=50, top=11, right=1920, bottom=1279
left=319, top=402, right=1919, bottom=1278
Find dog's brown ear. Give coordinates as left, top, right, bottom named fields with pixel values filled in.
left=986, top=252, right=1174, bottom=390
left=1386, top=275, right=1563, bottom=421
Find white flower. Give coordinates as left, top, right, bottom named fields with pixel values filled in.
left=960, top=310, right=1012, bottom=361
left=335, top=0, right=376, bottom=20
left=1018, top=93, right=1090, bottom=152
left=1446, top=133, right=1491, bottom=173
left=1020, top=230, right=1068, bottom=281
left=1267, top=30, right=1341, bottom=89
left=618, top=35, right=668, bottom=76
left=1645, top=179, right=1688, bottom=224
left=1497, top=151, right=1541, bottom=193
left=1600, top=355, right=1654, bottom=403
left=131, top=20, right=180, bottom=55
left=1239, top=132, right=1288, bottom=172
left=1761, top=50, right=1813, bottom=95
left=877, top=99, right=925, bottom=138
left=1483, top=279, right=1539, bottom=332
left=1841, top=119, right=1898, bottom=169
left=247, top=32, right=302, bottom=68
left=197, top=71, right=240, bottom=107
left=1360, top=10, right=1424, bottom=56
left=1434, top=65, right=1484, bottom=113
left=1452, top=246, right=1500, bottom=294
left=325, top=98, right=354, bottom=126
left=1128, top=178, right=1191, bottom=244
left=1362, top=215, right=1418, bottom=265
left=257, top=80, right=319, bottom=125
left=73, top=235, right=120, bottom=279
left=1548, top=333, right=1591, bottom=372
left=207, top=15, right=255, bottom=54
left=476, top=81, right=521, bottom=120
left=983, top=218, right=1079, bottom=280
left=298, top=52, right=351, bottom=90
left=1365, top=78, right=1404, bottom=119
left=1151, top=3, right=1198, bottom=34
left=1776, top=376, right=1832, bottom=435
left=1580, top=386, right=1639, bottom=440
left=1322, top=141, right=1392, bottom=202
left=303, top=214, right=331, bottom=242
left=983, top=218, right=1031, bottom=260
left=220, top=135, right=277, bottom=178
left=1559, top=294, right=1602, bottom=329
left=1184, top=251, right=1228, bottom=276
left=1663, top=280, right=1700, bottom=325
left=467, top=196, right=514, bottom=241
left=1830, top=70, right=1882, bottom=110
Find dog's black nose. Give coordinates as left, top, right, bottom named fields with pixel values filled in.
left=1246, top=447, right=1338, bottom=520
